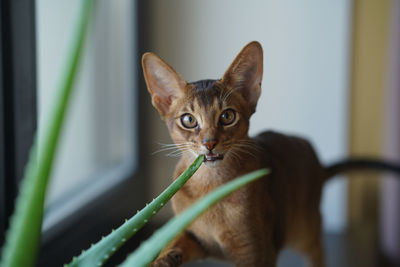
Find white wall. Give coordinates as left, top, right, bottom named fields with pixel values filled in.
left=147, top=0, right=352, bottom=232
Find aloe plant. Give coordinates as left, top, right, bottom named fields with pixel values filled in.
left=120, top=168, right=269, bottom=267
left=66, top=155, right=204, bottom=267
left=0, top=1, right=94, bottom=267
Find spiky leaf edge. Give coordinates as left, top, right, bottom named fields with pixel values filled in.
left=120, top=168, right=269, bottom=267
left=66, top=155, right=204, bottom=267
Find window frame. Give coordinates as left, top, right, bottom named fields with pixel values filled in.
left=0, top=0, right=37, bottom=246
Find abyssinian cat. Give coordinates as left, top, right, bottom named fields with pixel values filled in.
left=142, top=41, right=400, bottom=267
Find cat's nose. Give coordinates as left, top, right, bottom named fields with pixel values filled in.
left=202, top=139, right=218, bottom=151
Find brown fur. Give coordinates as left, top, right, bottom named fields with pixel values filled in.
left=142, top=42, right=327, bottom=267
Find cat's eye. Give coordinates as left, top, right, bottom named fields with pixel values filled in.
left=220, top=109, right=236, bottom=126
left=180, top=113, right=198, bottom=129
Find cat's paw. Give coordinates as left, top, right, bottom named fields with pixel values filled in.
left=152, top=250, right=183, bottom=267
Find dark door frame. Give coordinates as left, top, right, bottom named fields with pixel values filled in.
left=0, top=0, right=37, bottom=246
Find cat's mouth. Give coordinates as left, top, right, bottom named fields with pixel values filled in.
left=204, top=152, right=224, bottom=162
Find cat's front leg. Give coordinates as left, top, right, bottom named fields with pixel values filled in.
left=152, top=231, right=207, bottom=267
left=219, top=230, right=278, bottom=267
left=151, top=249, right=183, bottom=267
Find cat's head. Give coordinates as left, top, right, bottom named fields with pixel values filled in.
left=142, top=41, right=263, bottom=167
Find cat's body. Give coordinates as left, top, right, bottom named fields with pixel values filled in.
left=142, top=42, right=400, bottom=267
left=170, top=131, right=325, bottom=266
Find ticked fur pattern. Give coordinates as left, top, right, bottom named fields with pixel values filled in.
left=142, top=42, right=338, bottom=267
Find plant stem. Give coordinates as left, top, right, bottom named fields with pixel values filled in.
left=67, top=155, right=205, bottom=267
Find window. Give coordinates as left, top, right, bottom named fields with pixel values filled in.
left=36, top=0, right=137, bottom=234
left=1, top=1, right=149, bottom=265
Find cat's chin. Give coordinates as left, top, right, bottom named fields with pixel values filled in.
left=203, top=153, right=224, bottom=168
left=203, top=160, right=223, bottom=168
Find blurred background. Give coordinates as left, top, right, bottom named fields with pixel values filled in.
left=0, top=0, right=399, bottom=266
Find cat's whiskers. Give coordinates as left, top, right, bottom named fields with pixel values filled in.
left=166, top=147, right=193, bottom=158
left=235, top=143, right=260, bottom=152
left=236, top=139, right=263, bottom=151
left=152, top=142, right=193, bottom=156
left=221, top=141, right=244, bottom=163
left=152, top=146, right=189, bottom=155
left=231, top=145, right=258, bottom=159
left=166, top=150, right=183, bottom=158
left=236, top=141, right=263, bottom=155
left=165, top=143, right=196, bottom=158
left=226, top=148, right=242, bottom=165
left=224, top=140, right=261, bottom=162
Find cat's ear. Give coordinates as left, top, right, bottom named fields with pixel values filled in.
left=221, top=41, right=263, bottom=112
left=142, top=52, right=187, bottom=117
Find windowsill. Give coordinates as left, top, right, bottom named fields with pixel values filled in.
left=42, top=157, right=136, bottom=242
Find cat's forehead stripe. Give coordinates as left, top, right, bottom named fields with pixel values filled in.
left=189, top=79, right=222, bottom=107
left=189, top=79, right=218, bottom=90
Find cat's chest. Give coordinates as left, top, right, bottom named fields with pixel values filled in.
left=179, top=192, right=247, bottom=257
left=171, top=173, right=252, bottom=256
left=197, top=201, right=244, bottom=242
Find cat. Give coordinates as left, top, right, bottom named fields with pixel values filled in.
left=141, top=41, right=400, bottom=267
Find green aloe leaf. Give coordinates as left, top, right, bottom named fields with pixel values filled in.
left=120, top=168, right=269, bottom=267
left=0, top=1, right=94, bottom=266
left=66, top=155, right=205, bottom=267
